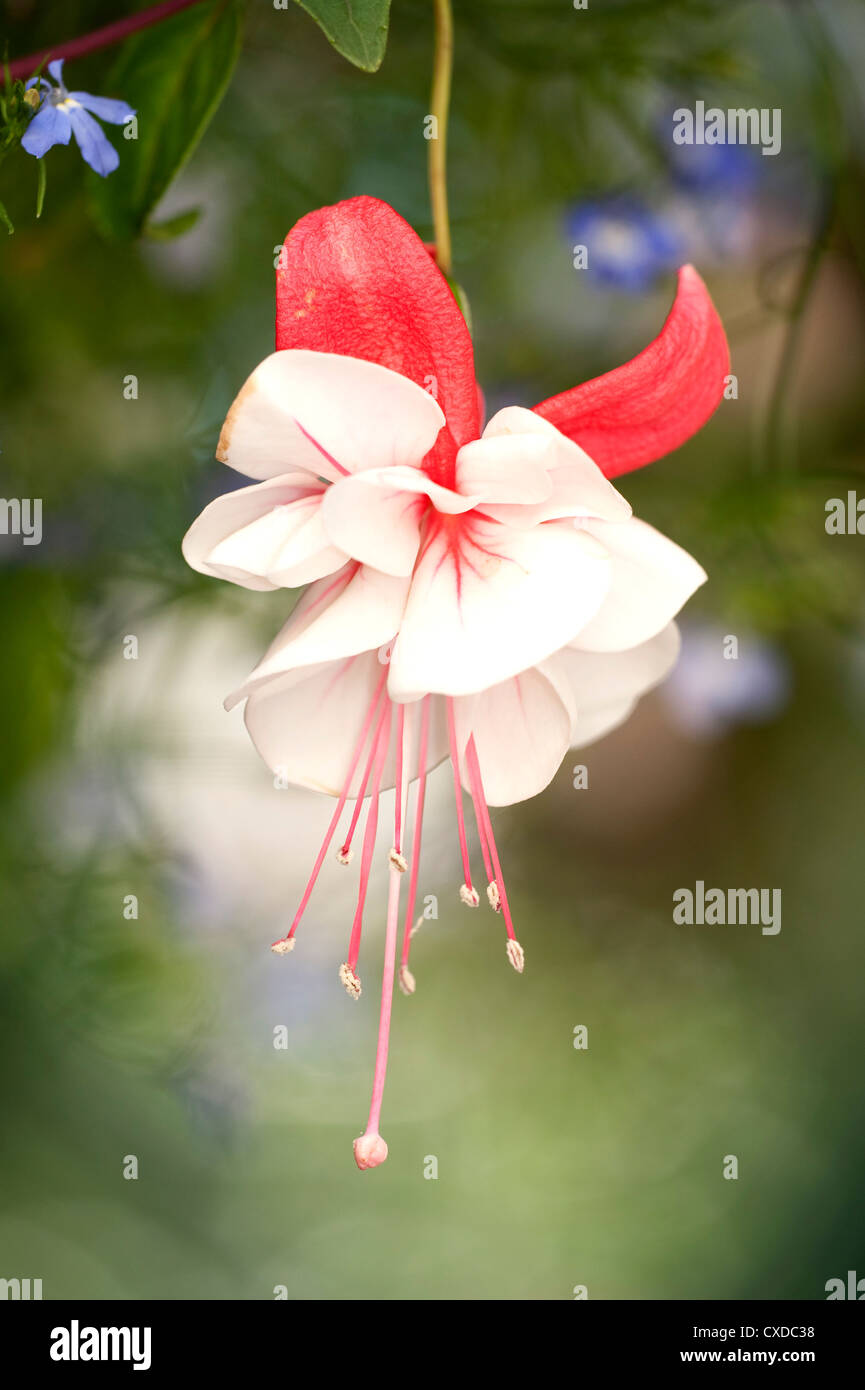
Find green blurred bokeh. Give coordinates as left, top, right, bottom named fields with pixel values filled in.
left=1, top=0, right=864, bottom=1299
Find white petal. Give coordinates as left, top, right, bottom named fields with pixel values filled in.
left=557, top=623, right=682, bottom=747
left=387, top=516, right=611, bottom=700
left=182, top=473, right=328, bottom=591
left=566, top=698, right=638, bottom=748
left=454, top=433, right=554, bottom=503
left=481, top=405, right=564, bottom=440
left=207, top=492, right=347, bottom=588
left=320, top=466, right=477, bottom=577
left=453, top=657, right=575, bottom=806
left=225, top=564, right=409, bottom=708
left=217, top=349, right=446, bottom=482
left=479, top=406, right=631, bottom=526
left=243, top=655, right=449, bottom=796
left=571, top=518, right=706, bottom=652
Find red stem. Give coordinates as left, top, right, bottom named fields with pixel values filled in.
left=8, top=0, right=206, bottom=82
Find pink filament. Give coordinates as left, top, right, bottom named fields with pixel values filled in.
left=346, top=702, right=393, bottom=972
left=464, top=734, right=517, bottom=943
left=468, top=775, right=495, bottom=890
left=400, top=697, right=430, bottom=969
left=446, top=698, right=474, bottom=894
left=272, top=666, right=387, bottom=947
left=339, top=698, right=389, bottom=859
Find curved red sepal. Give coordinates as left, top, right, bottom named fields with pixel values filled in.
left=533, top=265, right=729, bottom=479
left=275, top=197, right=479, bottom=467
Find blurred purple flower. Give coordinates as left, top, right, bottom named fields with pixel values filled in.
left=22, top=59, right=134, bottom=177
left=662, top=623, right=791, bottom=738
left=566, top=197, right=684, bottom=292
left=667, top=139, right=759, bottom=196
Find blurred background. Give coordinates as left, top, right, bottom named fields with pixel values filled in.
left=1, top=0, right=864, bottom=1300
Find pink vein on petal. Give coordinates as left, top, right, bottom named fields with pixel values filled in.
left=294, top=419, right=351, bottom=477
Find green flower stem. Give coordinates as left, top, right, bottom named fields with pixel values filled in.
left=429, top=0, right=454, bottom=276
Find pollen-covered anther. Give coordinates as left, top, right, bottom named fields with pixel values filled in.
left=487, top=881, right=501, bottom=912
left=399, top=965, right=416, bottom=996
left=338, top=962, right=362, bottom=999
left=389, top=847, right=408, bottom=873
left=460, top=884, right=480, bottom=907
left=336, top=847, right=353, bottom=865
left=506, top=939, right=525, bottom=974
left=353, top=1131, right=388, bottom=1171
left=270, top=938, right=295, bottom=955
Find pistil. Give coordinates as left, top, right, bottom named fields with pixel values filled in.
left=399, top=696, right=431, bottom=994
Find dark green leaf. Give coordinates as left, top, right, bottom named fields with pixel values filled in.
left=0, top=196, right=13, bottom=234
left=89, top=0, right=243, bottom=240
left=293, top=0, right=391, bottom=72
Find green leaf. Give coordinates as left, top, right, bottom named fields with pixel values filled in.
left=89, top=0, right=243, bottom=240
left=293, top=0, right=391, bottom=72
left=145, top=207, right=202, bottom=240
left=0, top=196, right=13, bottom=234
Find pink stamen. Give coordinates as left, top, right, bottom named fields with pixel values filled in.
left=400, top=697, right=430, bottom=972
left=446, top=698, right=476, bottom=900
left=339, top=698, right=389, bottom=861
left=465, top=734, right=518, bottom=943
left=346, top=702, right=393, bottom=972
left=468, top=771, right=495, bottom=895
left=271, top=666, right=387, bottom=949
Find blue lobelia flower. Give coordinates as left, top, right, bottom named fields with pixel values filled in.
left=21, top=59, right=135, bottom=177
left=566, top=196, right=684, bottom=292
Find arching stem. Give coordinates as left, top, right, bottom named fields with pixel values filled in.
left=429, top=0, right=454, bottom=276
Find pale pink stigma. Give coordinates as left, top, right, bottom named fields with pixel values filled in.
left=354, top=700, right=408, bottom=1171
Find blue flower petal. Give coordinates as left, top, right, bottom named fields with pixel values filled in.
left=66, top=104, right=119, bottom=176
left=21, top=104, right=72, bottom=158
left=69, top=92, right=136, bottom=125
left=47, top=58, right=65, bottom=85
left=26, top=76, right=52, bottom=91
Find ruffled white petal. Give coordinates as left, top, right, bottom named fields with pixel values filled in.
left=454, top=433, right=554, bottom=504
left=387, top=516, right=611, bottom=700
left=478, top=406, right=631, bottom=526
left=242, top=654, right=448, bottom=797
left=571, top=518, right=706, bottom=652
left=453, top=657, right=576, bottom=805
left=320, top=466, right=477, bottom=577
left=557, top=622, right=682, bottom=747
left=217, top=349, right=445, bottom=482
left=225, top=563, right=409, bottom=708
left=182, top=473, right=332, bottom=591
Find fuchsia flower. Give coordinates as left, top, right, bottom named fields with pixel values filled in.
left=183, top=196, right=729, bottom=1170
